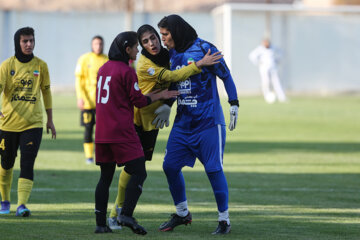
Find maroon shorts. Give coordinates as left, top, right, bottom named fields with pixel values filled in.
left=95, top=141, right=144, bottom=166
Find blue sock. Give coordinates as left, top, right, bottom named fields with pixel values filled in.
left=207, top=170, right=229, bottom=212
left=163, top=163, right=186, bottom=205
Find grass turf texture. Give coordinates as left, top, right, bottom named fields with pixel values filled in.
left=0, top=94, right=359, bottom=240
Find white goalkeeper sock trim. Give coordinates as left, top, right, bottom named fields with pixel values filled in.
left=176, top=200, right=189, bottom=217
left=218, top=210, right=230, bottom=225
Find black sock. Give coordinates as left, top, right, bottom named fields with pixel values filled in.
left=121, top=158, right=147, bottom=217
left=95, top=163, right=115, bottom=226
left=121, top=174, right=146, bottom=216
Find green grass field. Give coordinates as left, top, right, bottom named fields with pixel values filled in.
left=0, top=94, right=359, bottom=240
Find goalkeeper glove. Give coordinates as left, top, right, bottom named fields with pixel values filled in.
left=152, top=104, right=171, bottom=129
left=229, top=105, right=238, bottom=131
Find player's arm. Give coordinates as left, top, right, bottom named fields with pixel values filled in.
left=249, top=47, right=261, bottom=66
left=75, top=56, right=86, bottom=109
left=126, top=70, right=178, bottom=109
left=202, top=44, right=238, bottom=103
left=45, top=109, right=56, bottom=139
left=0, top=61, right=8, bottom=118
left=205, top=44, right=239, bottom=130
left=41, top=63, right=56, bottom=139
left=150, top=51, right=224, bottom=129
left=155, top=50, right=222, bottom=83
left=213, top=58, right=239, bottom=105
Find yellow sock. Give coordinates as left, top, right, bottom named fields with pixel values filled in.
left=109, top=170, right=131, bottom=218
left=17, top=178, right=33, bottom=206
left=83, top=142, right=94, bottom=159
left=0, top=167, right=13, bottom=201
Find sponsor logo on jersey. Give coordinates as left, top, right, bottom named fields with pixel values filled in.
left=21, top=79, right=33, bottom=87
left=10, top=94, right=36, bottom=104
left=177, top=97, right=198, bottom=108
left=134, top=82, right=140, bottom=91
left=33, top=70, right=39, bottom=77
left=15, top=79, right=33, bottom=91
left=147, top=67, right=155, bottom=76
left=187, top=58, right=195, bottom=65
left=177, top=79, right=191, bottom=94
left=10, top=70, right=15, bottom=76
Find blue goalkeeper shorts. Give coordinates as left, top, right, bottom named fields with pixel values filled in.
left=164, top=124, right=226, bottom=173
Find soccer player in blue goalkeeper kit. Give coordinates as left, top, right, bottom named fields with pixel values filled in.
left=157, top=14, right=239, bottom=235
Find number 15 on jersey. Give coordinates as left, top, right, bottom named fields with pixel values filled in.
left=97, top=76, right=111, bottom=104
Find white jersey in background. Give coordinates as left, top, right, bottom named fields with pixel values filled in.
left=249, top=44, right=287, bottom=103
left=249, top=45, right=281, bottom=70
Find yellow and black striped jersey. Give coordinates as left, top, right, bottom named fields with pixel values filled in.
left=0, top=56, right=52, bottom=132
left=75, top=52, right=108, bottom=110
left=134, top=54, right=201, bottom=131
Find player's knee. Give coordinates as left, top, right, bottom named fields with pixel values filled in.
left=20, top=153, right=36, bottom=180
left=140, top=171, right=147, bottom=182
left=162, top=161, right=179, bottom=176
left=132, top=165, right=147, bottom=183
left=19, top=160, right=34, bottom=180
left=124, top=157, right=146, bottom=179
left=1, top=157, right=16, bottom=170
left=213, top=188, right=227, bottom=199
left=162, top=161, right=170, bottom=172
left=127, top=172, right=147, bottom=192
left=134, top=172, right=147, bottom=187
left=144, top=150, right=153, bottom=161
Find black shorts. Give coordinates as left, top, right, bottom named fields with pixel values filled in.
left=0, top=128, right=43, bottom=170
left=135, top=125, right=159, bottom=161
left=80, top=109, right=96, bottom=127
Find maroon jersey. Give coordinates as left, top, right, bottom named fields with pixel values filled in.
left=95, top=60, right=148, bottom=143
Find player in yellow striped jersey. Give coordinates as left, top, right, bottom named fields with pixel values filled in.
left=75, top=36, right=108, bottom=164
left=107, top=24, right=222, bottom=229
left=0, top=27, right=56, bottom=217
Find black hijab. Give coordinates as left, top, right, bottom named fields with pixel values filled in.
left=137, top=24, right=169, bottom=68
left=108, top=31, right=138, bottom=64
left=165, top=15, right=198, bottom=53
left=14, top=27, right=34, bottom=63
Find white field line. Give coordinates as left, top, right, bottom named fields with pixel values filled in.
left=18, top=187, right=360, bottom=193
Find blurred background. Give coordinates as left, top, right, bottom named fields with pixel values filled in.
left=0, top=0, right=359, bottom=95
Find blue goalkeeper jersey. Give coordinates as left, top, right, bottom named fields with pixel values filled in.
left=169, top=38, right=238, bottom=134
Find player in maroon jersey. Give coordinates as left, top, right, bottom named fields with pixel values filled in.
left=94, top=31, right=178, bottom=235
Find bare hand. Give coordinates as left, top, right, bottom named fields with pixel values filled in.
left=160, top=89, right=179, bottom=99
left=146, top=89, right=179, bottom=103
left=77, top=99, right=84, bottom=110
left=196, top=49, right=223, bottom=68
left=47, top=121, right=56, bottom=139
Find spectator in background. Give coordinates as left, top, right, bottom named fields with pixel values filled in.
left=249, top=39, right=287, bottom=103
